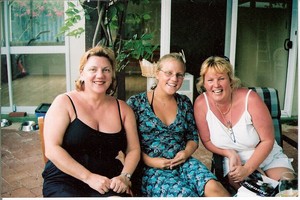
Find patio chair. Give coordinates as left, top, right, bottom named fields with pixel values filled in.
left=210, top=87, right=283, bottom=195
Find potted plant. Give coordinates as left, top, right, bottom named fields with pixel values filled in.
left=58, top=0, right=158, bottom=99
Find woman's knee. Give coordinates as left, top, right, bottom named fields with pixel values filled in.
left=204, top=179, right=230, bottom=197
left=265, top=167, right=295, bottom=181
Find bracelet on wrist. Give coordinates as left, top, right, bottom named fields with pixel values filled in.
left=121, top=172, right=132, bottom=180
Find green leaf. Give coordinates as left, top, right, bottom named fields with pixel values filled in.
left=108, top=6, right=117, bottom=20
left=67, top=2, right=76, bottom=8
left=143, top=13, right=151, bottom=20
left=141, top=33, right=153, bottom=40
left=66, top=10, right=76, bottom=17
left=115, top=2, right=125, bottom=12
left=60, top=26, right=70, bottom=32
left=67, top=27, right=85, bottom=38
left=132, top=34, right=138, bottom=40
left=71, top=17, right=78, bottom=24
left=75, top=15, right=81, bottom=21
left=85, top=13, right=91, bottom=20
left=73, top=8, right=80, bottom=14
left=65, top=21, right=73, bottom=27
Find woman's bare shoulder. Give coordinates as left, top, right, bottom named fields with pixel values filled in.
left=235, top=88, right=265, bottom=109
left=116, top=98, right=134, bottom=112
left=235, top=87, right=250, bottom=95
left=194, top=93, right=206, bottom=104
left=194, top=94, right=208, bottom=114
left=52, top=92, right=71, bottom=103
left=234, top=88, right=256, bottom=101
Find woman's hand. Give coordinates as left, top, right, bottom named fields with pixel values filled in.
left=85, top=173, right=111, bottom=194
left=110, top=175, right=131, bottom=194
left=225, top=149, right=247, bottom=182
left=149, top=157, right=172, bottom=169
left=226, top=149, right=242, bottom=171
left=229, top=165, right=251, bottom=182
left=170, top=150, right=188, bottom=169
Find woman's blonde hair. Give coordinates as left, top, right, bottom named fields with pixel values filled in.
left=156, top=52, right=186, bottom=71
left=196, top=56, right=241, bottom=93
left=75, top=45, right=117, bottom=95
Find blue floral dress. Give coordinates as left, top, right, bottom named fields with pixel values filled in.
left=127, top=92, right=217, bottom=197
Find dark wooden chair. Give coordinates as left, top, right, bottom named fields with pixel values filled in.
left=210, top=87, right=283, bottom=195
left=38, top=116, right=48, bottom=164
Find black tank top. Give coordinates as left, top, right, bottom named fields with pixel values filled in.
left=43, top=95, right=127, bottom=179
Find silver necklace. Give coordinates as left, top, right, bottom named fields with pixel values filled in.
left=215, top=101, right=236, bottom=143
left=217, top=102, right=232, bottom=115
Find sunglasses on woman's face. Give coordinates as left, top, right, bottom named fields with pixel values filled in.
left=219, top=55, right=230, bottom=62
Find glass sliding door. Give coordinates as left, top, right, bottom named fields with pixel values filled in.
left=171, top=0, right=227, bottom=76
left=170, top=0, right=227, bottom=101
left=1, top=0, right=66, bottom=113
left=234, top=0, right=296, bottom=116
left=1, top=53, right=66, bottom=106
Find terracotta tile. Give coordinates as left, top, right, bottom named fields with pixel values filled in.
left=10, top=187, right=35, bottom=197
left=20, top=175, right=43, bottom=189
left=3, top=171, right=31, bottom=183
left=1, top=178, right=23, bottom=194
left=1, top=122, right=298, bottom=197
left=31, top=186, right=43, bottom=197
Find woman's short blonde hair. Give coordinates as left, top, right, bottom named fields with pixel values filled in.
left=196, top=56, right=241, bottom=93
left=75, top=45, right=117, bottom=95
left=156, top=52, right=186, bottom=72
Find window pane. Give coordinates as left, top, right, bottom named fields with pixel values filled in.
left=1, top=54, right=66, bottom=106
left=235, top=1, right=291, bottom=109
left=10, top=0, right=64, bottom=46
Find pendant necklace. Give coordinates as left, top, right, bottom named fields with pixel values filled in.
left=215, top=99, right=236, bottom=143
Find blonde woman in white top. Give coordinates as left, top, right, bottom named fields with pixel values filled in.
left=194, top=56, right=294, bottom=189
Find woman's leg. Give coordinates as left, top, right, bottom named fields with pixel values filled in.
left=265, top=167, right=295, bottom=181
left=204, top=179, right=231, bottom=197
left=182, top=158, right=231, bottom=197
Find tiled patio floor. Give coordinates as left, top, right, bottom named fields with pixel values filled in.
left=1, top=123, right=44, bottom=197
left=1, top=121, right=298, bottom=197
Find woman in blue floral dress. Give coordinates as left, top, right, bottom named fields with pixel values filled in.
left=127, top=53, right=230, bottom=197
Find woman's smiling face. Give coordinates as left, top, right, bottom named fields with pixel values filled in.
left=81, top=56, right=112, bottom=93
left=204, top=68, right=231, bottom=101
left=156, top=58, right=185, bottom=94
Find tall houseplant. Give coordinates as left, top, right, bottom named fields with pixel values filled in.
left=58, top=0, right=158, bottom=72
left=58, top=0, right=158, bottom=99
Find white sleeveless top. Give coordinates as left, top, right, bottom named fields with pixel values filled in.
left=203, top=90, right=292, bottom=176
left=204, top=90, right=260, bottom=150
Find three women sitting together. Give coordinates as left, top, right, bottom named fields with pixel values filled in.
left=42, top=45, right=294, bottom=197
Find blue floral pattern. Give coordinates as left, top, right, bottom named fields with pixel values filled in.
left=127, top=92, right=217, bottom=197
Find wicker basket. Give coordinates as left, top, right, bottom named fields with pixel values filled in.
left=139, top=59, right=157, bottom=78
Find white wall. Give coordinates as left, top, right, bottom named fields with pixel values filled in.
left=65, top=1, right=85, bottom=91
